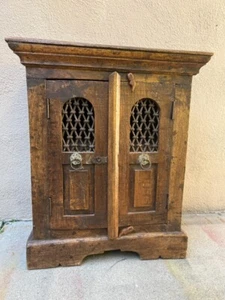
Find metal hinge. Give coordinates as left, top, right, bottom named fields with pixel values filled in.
left=171, top=100, right=176, bottom=120
left=91, top=156, right=108, bottom=164
left=166, top=194, right=169, bottom=210
left=46, top=98, right=50, bottom=119
left=48, top=197, right=52, bottom=216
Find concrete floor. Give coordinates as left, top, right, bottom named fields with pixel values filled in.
left=0, top=213, right=225, bottom=300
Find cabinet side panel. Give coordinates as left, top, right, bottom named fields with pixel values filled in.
left=168, top=81, right=191, bottom=230
left=27, top=78, right=49, bottom=239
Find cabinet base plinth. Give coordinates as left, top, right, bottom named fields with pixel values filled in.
left=27, top=231, right=187, bottom=269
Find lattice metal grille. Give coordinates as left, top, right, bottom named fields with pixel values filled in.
left=130, top=98, right=160, bottom=152
left=62, top=98, right=95, bottom=152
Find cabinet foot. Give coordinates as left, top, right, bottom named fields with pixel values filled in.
left=27, top=230, right=187, bottom=269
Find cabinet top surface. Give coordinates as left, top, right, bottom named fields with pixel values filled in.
left=6, top=37, right=213, bottom=75
left=5, top=37, right=213, bottom=56
left=6, top=37, right=213, bottom=56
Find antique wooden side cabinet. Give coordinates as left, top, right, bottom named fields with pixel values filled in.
left=6, top=38, right=212, bottom=269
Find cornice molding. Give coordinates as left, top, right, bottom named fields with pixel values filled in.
left=6, top=37, right=213, bottom=75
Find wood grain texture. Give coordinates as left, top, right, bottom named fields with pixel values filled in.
left=6, top=39, right=212, bottom=269
left=6, top=38, right=212, bottom=75
left=46, top=80, right=108, bottom=230
left=69, top=169, right=90, bottom=211
left=108, top=72, right=120, bottom=239
left=132, top=168, right=156, bottom=210
left=27, top=79, right=50, bottom=239
left=27, top=230, right=187, bottom=269
left=119, top=80, right=173, bottom=227
left=5, top=37, right=213, bottom=57
left=167, top=82, right=192, bottom=231
left=63, top=166, right=94, bottom=214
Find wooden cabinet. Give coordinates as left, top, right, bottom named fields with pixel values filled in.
left=6, top=38, right=212, bottom=269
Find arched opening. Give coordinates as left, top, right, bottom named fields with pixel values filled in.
left=62, top=97, right=95, bottom=152
left=130, top=98, right=160, bottom=152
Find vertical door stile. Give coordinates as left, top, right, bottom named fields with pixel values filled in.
left=108, top=72, right=121, bottom=239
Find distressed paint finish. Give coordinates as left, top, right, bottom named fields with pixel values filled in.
left=6, top=38, right=211, bottom=268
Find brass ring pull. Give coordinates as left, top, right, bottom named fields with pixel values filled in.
left=70, top=152, right=83, bottom=170
left=138, top=153, right=151, bottom=170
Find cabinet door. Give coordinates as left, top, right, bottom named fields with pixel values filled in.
left=46, top=80, right=108, bottom=230
left=119, top=79, right=173, bottom=227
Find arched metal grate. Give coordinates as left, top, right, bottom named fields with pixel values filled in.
left=62, top=98, right=95, bottom=152
left=130, top=98, right=160, bottom=152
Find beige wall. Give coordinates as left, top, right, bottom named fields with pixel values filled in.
left=0, top=0, right=225, bottom=219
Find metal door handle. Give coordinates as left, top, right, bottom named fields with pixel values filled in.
left=138, top=153, right=151, bottom=170
left=70, top=152, right=83, bottom=170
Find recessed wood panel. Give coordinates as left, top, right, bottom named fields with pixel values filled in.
left=130, top=165, right=157, bottom=211
left=69, top=170, right=89, bottom=210
left=63, top=166, right=94, bottom=214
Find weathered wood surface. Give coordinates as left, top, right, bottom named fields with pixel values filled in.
left=108, top=72, right=120, bottom=239
left=119, top=80, right=173, bottom=227
left=6, top=37, right=212, bottom=75
left=46, top=80, right=108, bottom=230
left=27, top=79, right=50, bottom=239
left=27, top=231, right=188, bottom=269
left=6, top=38, right=212, bottom=269
left=167, top=83, right=192, bottom=231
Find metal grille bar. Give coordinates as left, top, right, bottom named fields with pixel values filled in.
left=130, top=98, right=160, bottom=152
left=62, top=98, right=95, bottom=152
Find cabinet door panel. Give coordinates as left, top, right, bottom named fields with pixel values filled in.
left=46, top=80, right=108, bottom=230
left=119, top=80, right=173, bottom=226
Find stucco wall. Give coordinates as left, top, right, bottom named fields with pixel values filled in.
left=0, top=0, right=225, bottom=219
